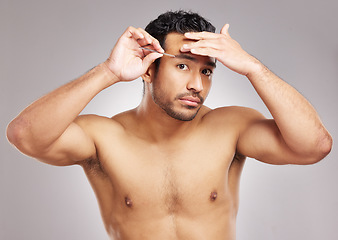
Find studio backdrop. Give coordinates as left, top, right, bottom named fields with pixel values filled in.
left=1, top=0, right=337, bottom=239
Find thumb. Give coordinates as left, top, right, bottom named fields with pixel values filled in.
left=221, top=24, right=230, bottom=36
left=142, top=52, right=162, bottom=71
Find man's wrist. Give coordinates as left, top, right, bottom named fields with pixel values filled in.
left=98, top=62, right=120, bottom=86
left=245, top=59, right=268, bottom=80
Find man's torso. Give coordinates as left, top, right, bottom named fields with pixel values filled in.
left=78, top=106, right=246, bottom=240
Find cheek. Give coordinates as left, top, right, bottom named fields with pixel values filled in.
left=156, top=68, right=186, bottom=91
left=152, top=75, right=175, bottom=99
left=204, top=79, right=212, bottom=90
left=202, top=78, right=212, bottom=96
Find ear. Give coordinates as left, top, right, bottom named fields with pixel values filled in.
left=141, top=63, right=156, bottom=84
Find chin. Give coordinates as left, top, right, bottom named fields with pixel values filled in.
left=166, top=107, right=201, bottom=121
left=152, top=93, right=202, bottom=121
left=173, top=114, right=196, bottom=121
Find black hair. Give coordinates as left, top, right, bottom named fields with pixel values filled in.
left=145, top=10, right=216, bottom=73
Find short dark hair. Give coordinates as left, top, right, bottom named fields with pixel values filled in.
left=145, top=10, right=216, bottom=72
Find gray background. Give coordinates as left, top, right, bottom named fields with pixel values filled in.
left=1, top=0, right=337, bottom=239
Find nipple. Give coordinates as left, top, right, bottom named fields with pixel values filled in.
left=210, top=191, right=218, bottom=201
left=125, top=197, right=133, bottom=208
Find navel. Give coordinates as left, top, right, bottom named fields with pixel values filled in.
left=124, top=196, right=133, bottom=208
left=210, top=191, right=218, bottom=201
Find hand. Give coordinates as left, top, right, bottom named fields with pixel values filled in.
left=181, top=24, right=261, bottom=76
left=105, top=26, right=164, bottom=82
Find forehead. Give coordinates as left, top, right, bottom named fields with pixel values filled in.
left=164, top=32, right=193, bottom=52
left=164, top=32, right=216, bottom=66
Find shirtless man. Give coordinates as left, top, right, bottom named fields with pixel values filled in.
left=6, top=10, right=332, bottom=240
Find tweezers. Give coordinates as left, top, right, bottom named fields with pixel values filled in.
left=139, top=47, right=176, bottom=58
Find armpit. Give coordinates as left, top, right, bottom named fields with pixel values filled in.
left=233, top=152, right=246, bottom=162
left=81, top=157, right=107, bottom=177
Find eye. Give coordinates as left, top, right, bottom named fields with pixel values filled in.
left=202, top=68, right=213, bottom=76
left=177, top=64, right=188, bottom=71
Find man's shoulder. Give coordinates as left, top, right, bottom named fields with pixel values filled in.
left=199, top=106, right=265, bottom=143
left=74, top=111, right=132, bottom=134
left=203, top=105, right=262, bottom=123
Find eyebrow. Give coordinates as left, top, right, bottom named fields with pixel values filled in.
left=174, top=53, right=216, bottom=68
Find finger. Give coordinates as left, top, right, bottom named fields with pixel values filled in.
left=125, top=26, right=145, bottom=40
left=139, top=46, right=159, bottom=57
left=137, top=28, right=164, bottom=53
left=139, top=40, right=164, bottom=53
left=184, top=31, right=219, bottom=40
left=126, top=27, right=157, bottom=50
left=137, top=28, right=153, bottom=44
left=151, top=39, right=164, bottom=53
left=142, top=52, right=163, bottom=70
left=220, top=24, right=230, bottom=37
left=190, top=47, right=220, bottom=58
left=180, top=39, right=222, bottom=52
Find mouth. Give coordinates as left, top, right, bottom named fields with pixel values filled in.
left=178, top=96, right=202, bottom=107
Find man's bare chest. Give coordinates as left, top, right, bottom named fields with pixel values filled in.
left=90, top=133, right=240, bottom=210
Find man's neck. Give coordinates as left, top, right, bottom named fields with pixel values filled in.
left=134, top=97, right=203, bottom=143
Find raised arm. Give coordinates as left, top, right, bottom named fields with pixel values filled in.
left=182, top=24, right=332, bottom=164
left=6, top=27, right=163, bottom=166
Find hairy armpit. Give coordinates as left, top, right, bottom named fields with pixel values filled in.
left=81, top=157, right=107, bottom=177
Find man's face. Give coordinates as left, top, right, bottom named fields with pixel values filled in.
left=149, top=32, right=216, bottom=121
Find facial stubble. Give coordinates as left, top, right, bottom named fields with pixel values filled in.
left=151, top=81, right=204, bottom=122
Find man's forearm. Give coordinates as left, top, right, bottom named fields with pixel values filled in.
left=247, top=62, right=332, bottom=157
left=7, top=63, right=118, bottom=150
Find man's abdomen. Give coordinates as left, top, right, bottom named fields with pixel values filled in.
left=107, top=201, right=237, bottom=240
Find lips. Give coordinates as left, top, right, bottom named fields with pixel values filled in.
left=180, top=96, right=201, bottom=103
left=178, top=96, right=201, bottom=107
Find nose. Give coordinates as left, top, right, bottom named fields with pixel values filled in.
left=187, top=72, right=203, bottom=93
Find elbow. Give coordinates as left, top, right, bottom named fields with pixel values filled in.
left=6, top=117, right=32, bottom=152
left=317, top=131, right=333, bottom=160
left=302, top=131, right=333, bottom=165
left=7, top=119, right=23, bottom=146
